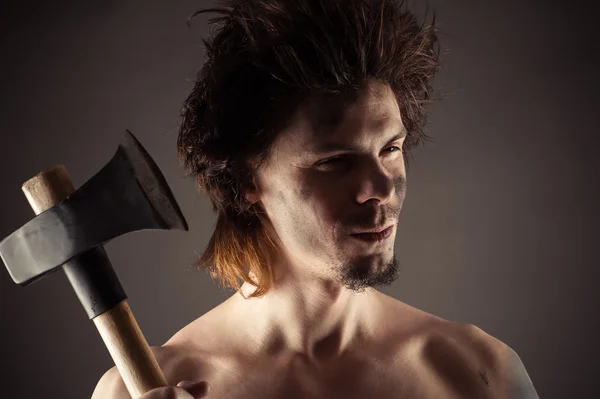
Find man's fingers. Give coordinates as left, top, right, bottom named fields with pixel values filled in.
left=136, top=386, right=193, bottom=399
left=176, top=381, right=210, bottom=398
left=135, top=383, right=209, bottom=399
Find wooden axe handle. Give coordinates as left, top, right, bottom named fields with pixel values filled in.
left=22, top=165, right=168, bottom=398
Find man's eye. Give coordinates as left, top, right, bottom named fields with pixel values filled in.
left=315, top=156, right=348, bottom=171
left=384, top=146, right=402, bottom=154
left=318, top=157, right=343, bottom=165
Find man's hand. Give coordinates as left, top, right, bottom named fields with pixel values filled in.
left=136, top=381, right=209, bottom=399
left=90, top=367, right=209, bottom=399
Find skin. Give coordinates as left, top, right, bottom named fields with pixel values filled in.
left=91, top=80, right=538, bottom=399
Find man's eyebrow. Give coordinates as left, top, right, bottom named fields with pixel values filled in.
left=308, top=130, right=407, bottom=154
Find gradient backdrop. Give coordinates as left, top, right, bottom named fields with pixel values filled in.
left=1, top=1, right=598, bottom=398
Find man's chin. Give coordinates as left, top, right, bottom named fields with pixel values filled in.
left=336, top=254, right=400, bottom=292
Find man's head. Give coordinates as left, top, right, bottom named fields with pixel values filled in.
left=177, top=0, right=439, bottom=297
left=245, top=80, right=405, bottom=292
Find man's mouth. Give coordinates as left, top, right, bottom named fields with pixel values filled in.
left=349, top=225, right=394, bottom=243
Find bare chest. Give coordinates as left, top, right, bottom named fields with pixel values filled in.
left=162, top=300, right=499, bottom=399
left=197, top=350, right=488, bottom=399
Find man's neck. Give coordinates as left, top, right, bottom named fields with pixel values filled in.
left=230, top=273, right=378, bottom=364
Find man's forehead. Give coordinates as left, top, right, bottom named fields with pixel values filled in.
left=297, top=102, right=405, bottom=152
left=274, top=80, right=405, bottom=154
left=299, top=121, right=404, bottom=148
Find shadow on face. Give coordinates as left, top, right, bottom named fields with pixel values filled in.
left=250, top=80, right=408, bottom=288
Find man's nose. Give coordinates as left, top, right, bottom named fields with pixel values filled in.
left=355, top=160, right=396, bottom=205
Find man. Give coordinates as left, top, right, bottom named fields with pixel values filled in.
left=92, top=0, right=538, bottom=398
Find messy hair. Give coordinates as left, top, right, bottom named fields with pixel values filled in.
left=177, top=0, right=440, bottom=297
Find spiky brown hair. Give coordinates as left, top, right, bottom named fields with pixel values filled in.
left=177, top=0, right=440, bottom=297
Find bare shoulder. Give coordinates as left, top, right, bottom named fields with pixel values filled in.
left=420, top=319, right=539, bottom=399
left=378, top=295, right=538, bottom=398
left=90, top=344, right=207, bottom=399
left=92, top=297, right=239, bottom=397
left=455, top=323, right=539, bottom=399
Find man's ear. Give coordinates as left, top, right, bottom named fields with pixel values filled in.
left=244, top=179, right=261, bottom=205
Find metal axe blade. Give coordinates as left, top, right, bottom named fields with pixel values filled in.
left=0, top=130, right=188, bottom=286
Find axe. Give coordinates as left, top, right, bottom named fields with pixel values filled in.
left=0, top=130, right=187, bottom=398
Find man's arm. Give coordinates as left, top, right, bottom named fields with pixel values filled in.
left=463, top=323, right=539, bottom=399
left=498, top=344, right=539, bottom=399
left=91, top=366, right=128, bottom=399
left=90, top=345, right=175, bottom=399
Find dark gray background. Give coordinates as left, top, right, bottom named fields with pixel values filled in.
left=1, top=1, right=598, bottom=398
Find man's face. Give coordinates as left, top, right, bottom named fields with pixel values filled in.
left=249, top=81, right=406, bottom=290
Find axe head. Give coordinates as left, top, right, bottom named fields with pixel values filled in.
left=0, top=130, right=189, bottom=286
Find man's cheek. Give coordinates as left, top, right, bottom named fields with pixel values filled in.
left=306, top=195, right=344, bottom=237
left=296, top=175, right=347, bottom=232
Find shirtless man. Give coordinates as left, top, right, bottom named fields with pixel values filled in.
left=92, top=0, right=538, bottom=398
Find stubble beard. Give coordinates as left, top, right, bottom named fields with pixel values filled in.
left=331, top=176, right=406, bottom=291
left=334, top=251, right=400, bottom=292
